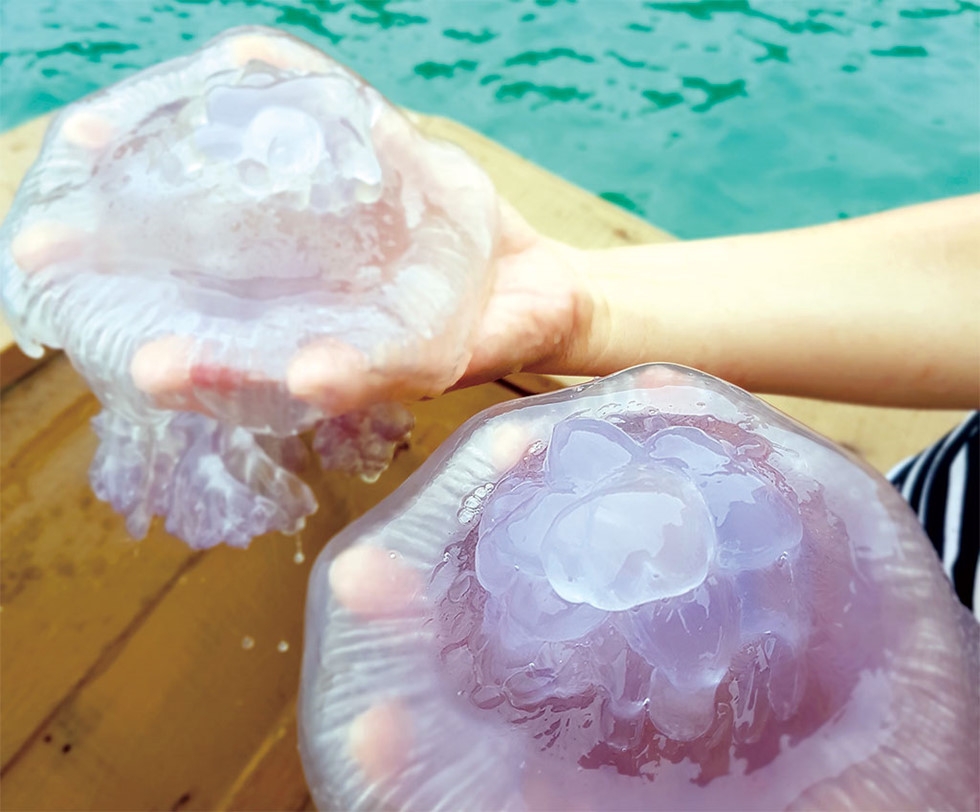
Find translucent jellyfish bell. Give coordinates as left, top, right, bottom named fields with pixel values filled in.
left=0, top=27, right=499, bottom=548
left=299, top=364, right=979, bottom=811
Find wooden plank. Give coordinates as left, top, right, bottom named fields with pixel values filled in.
left=415, top=114, right=674, bottom=250
left=504, top=371, right=967, bottom=475
left=0, top=379, right=518, bottom=811
left=0, top=116, right=47, bottom=217
left=0, top=355, right=200, bottom=767
left=760, top=394, right=966, bottom=475
left=215, top=700, right=310, bottom=812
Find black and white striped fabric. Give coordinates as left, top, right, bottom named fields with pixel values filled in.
left=888, top=412, right=979, bottom=619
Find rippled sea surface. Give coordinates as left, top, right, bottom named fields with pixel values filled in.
left=1, top=0, right=977, bottom=237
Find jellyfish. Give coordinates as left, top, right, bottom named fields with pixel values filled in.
left=299, top=364, right=979, bottom=811
left=0, top=26, right=498, bottom=548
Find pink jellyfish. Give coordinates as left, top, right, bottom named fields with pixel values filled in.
left=0, top=27, right=499, bottom=548
left=300, top=364, right=979, bottom=811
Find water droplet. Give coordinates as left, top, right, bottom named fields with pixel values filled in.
left=277, top=640, right=289, bottom=653
left=389, top=551, right=398, bottom=560
left=241, top=636, right=255, bottom=650
left=293, top=538, right=305, bottom=565
left=458, top=482, right=498, bottom=522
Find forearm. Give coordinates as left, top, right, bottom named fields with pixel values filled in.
left=555, top=195, right=980, bottom=408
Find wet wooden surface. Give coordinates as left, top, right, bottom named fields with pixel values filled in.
left=0, top=353, right=517, bottom=812
left=0, top=111, right=968, bottom=812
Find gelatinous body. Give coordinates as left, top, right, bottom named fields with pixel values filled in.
left=299, top=365, right=979, bottom=811
left=0, top=27, right=498, bottom=548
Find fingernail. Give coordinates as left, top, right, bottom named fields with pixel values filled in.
left=60, top=110, right=114, bottom=150
left=11, top=222, right=84, bottom=274
left=130, top=336, right=193, bottom=396
left=349, top=701, right=412, bottom=783
left=329, top=546, right=421, bottom=618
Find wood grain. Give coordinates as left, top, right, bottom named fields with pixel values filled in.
left=0, top=360, right=517, bottom=810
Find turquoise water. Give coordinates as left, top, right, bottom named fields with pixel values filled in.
left=1, top=0, right=977, bottom=238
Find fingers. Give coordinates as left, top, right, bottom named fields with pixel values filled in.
left=328, top=546, right=422, bottom=618
left=129, top=335, right=285, bottom=415
left=634, top=364, right=693, bottom=390
left=11, top=108, right=113, bottom=276
left=10, top=222, right=87, bottom=274
left=129, top=329, right=457, bottom=419
left=632, top=365, right=735, bottom=418
left=287, top=337, right=459, bottom=417
left=228, top=33, right=290, bottom=69
left=130, top=336, right=198, bottom=408
left=489, top=420, right=536, bottom=474
left=348, top=701, right=413, bottom=785
left=495, top=198, right=538, bottom=257
left=130, top=338, right=257, bottom=407
left=226, top=31, right=328, bottom=73
left=286, top=339, right=374, bottom=415
left=59, top=109, right=114, bottom=150
left=128, top=345, right=694, bottom=424
left=330, top=545, right=420, bottom=787
left=129, top=336, right=244, bottom=413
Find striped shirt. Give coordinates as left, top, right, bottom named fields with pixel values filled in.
left=888, top=412, right=979, bottom=619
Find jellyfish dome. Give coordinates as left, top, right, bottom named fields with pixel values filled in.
left=299, top=364, right=979, bottom=811
left=0, top=26, right=498, bottom=548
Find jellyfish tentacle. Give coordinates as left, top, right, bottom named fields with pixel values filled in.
left=89, top=408, right=315, bottom=548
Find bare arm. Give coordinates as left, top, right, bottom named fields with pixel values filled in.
left=141, top=196, right=979, bottom=414
left=520, top=195, right=980, bottom=408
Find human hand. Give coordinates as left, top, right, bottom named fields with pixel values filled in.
left=448, top=200, right=594, bottom=389
left=128, top=194, right=593, bottom=417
